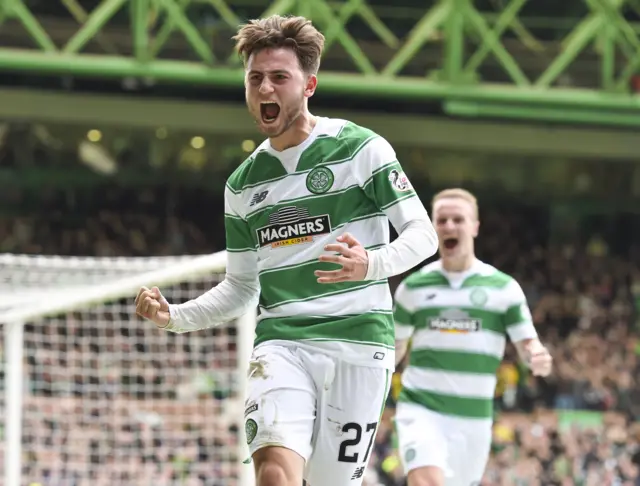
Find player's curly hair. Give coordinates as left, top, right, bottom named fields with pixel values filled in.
left=233, top=15, right=325, bottom=75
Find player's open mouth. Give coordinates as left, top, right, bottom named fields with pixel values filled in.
left=443, top=238, right=459, bottom=250
left=260, top=101, right=280, bottom=123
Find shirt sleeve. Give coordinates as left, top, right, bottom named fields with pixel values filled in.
left=165, top=186, right=260, bottom=333
left=351, top=135, right=438, bottom=281
left=393, top=281, right=416, bottom=341
left=503, top=279, right=538, bottom=343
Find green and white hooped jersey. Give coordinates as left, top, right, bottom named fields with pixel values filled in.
left=393, top=259, right=538, bottom=420
left=225, top=117, right=423, bottom=370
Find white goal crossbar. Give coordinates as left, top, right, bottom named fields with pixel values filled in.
left=0, top=251, right=256, bottom=486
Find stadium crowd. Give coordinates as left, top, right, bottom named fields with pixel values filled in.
left=2, top=186, right=640, bottom=486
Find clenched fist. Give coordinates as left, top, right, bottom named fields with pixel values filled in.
left=135, top=286, right=171, bottom=328
left=525, top=340, right=553, bottom=377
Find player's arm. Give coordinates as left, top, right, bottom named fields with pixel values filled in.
left=140, top=186, right=260, bottom=333
left=355, top=136, right=438, bottom=281
left=393, top=280, right=415, bottom=367
left=504, top=280, right=552, bottom=377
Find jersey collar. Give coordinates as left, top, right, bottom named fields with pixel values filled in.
left=426, top=258, right=489, bottom=289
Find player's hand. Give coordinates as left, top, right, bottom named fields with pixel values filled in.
left=526, top=340, right=552, bottom=377
left=135, top=286, right=171, bottom=328
left=315, top=233, right=369, bottom=284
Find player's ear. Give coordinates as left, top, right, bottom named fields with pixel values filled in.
left=304, top=74, right=317, bottom=98
left=472, top=220, right=480, bottom=238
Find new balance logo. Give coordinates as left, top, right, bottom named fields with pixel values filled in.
left=351, top=467, right=365, bottom=480
left=250, top=191, right=269, bottom=206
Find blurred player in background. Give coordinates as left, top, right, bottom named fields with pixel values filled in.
left=135, top=14, right=438, bottom=486
left=392, top=188, right=552, bottom=486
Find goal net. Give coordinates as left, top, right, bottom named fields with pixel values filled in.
left=0, top=252, right=256, bottom=486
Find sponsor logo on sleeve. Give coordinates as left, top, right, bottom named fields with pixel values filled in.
left=388, top=169, right=412, bottom=192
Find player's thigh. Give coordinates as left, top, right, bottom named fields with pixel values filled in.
left=305, top=364, right=391, bottom=486
left=395, top=402, right=449, bottom=476
left=445, top=424, right=492, bottom=486
left=407, top=466, right=446, bottom=486
left=244, top=344, right=317, bottom=481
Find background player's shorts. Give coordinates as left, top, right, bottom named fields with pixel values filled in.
left=243, top=343, right=390, bottom=486
left=395, top=401, right=492, bottom=486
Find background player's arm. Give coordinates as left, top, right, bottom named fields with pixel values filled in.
left=393, top=281, right=415, bottom=367
left=504, top=280, right=552, bottom=376
left=353, top=136, right=438, bottom=280
left=163, top=187, right=260, bottom=333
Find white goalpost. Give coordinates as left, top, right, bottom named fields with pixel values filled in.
left=0, top=251, right=257, bottom=486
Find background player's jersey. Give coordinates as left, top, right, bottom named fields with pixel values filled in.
left=393, top=259, right=538, bottom=420
left=225, top=117, right=423, bottom=370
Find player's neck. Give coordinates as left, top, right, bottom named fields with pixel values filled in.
left=441, top=254, right=475, bottom=273
left=269, top=111, right=317, bottom=152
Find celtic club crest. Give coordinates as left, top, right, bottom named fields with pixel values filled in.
left=306, top=166, right=335, bottom=194
left=245, top=418, right=258, bottom=444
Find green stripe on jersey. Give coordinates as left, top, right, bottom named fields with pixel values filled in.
left=255, top=311, right=394, bottom=347
left=403, top=271, right=450, bottom=288
left=259, top=260, right=387, bottom=309
left=504, top=303, right=528, bottom=327
left=393, top=301, right=412, bottom=325
left=412, top=306, right=506, bottom=334
left=227, top=151, right=287, bottom=192
left=408, top=349, right=501, bottom=374
left=246, top=185, right=378, bottom=229
left=226, top=122, right=377, bottom=192
left=461, top=272, right=512, bottom=289
left=402, top=270, right=512, bottom=290
left=295, top=132, right=376, bottom=172
left=362, top=160, right=417, bottom=210
left=399, top=387, right=493, bottom=419
left=225, top=214, right=256, bottom=251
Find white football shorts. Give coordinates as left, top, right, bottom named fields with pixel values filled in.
left=243, top=342, right=391, bottom=486
left=395, top=401, right=492, bottom=486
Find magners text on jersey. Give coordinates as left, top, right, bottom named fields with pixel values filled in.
left=428, top=317, right=481, bottom=333
left=257, top=214, right=331, bottom=248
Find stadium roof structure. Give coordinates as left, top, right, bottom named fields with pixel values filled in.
left=0, top=0, right=638, bottom=127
